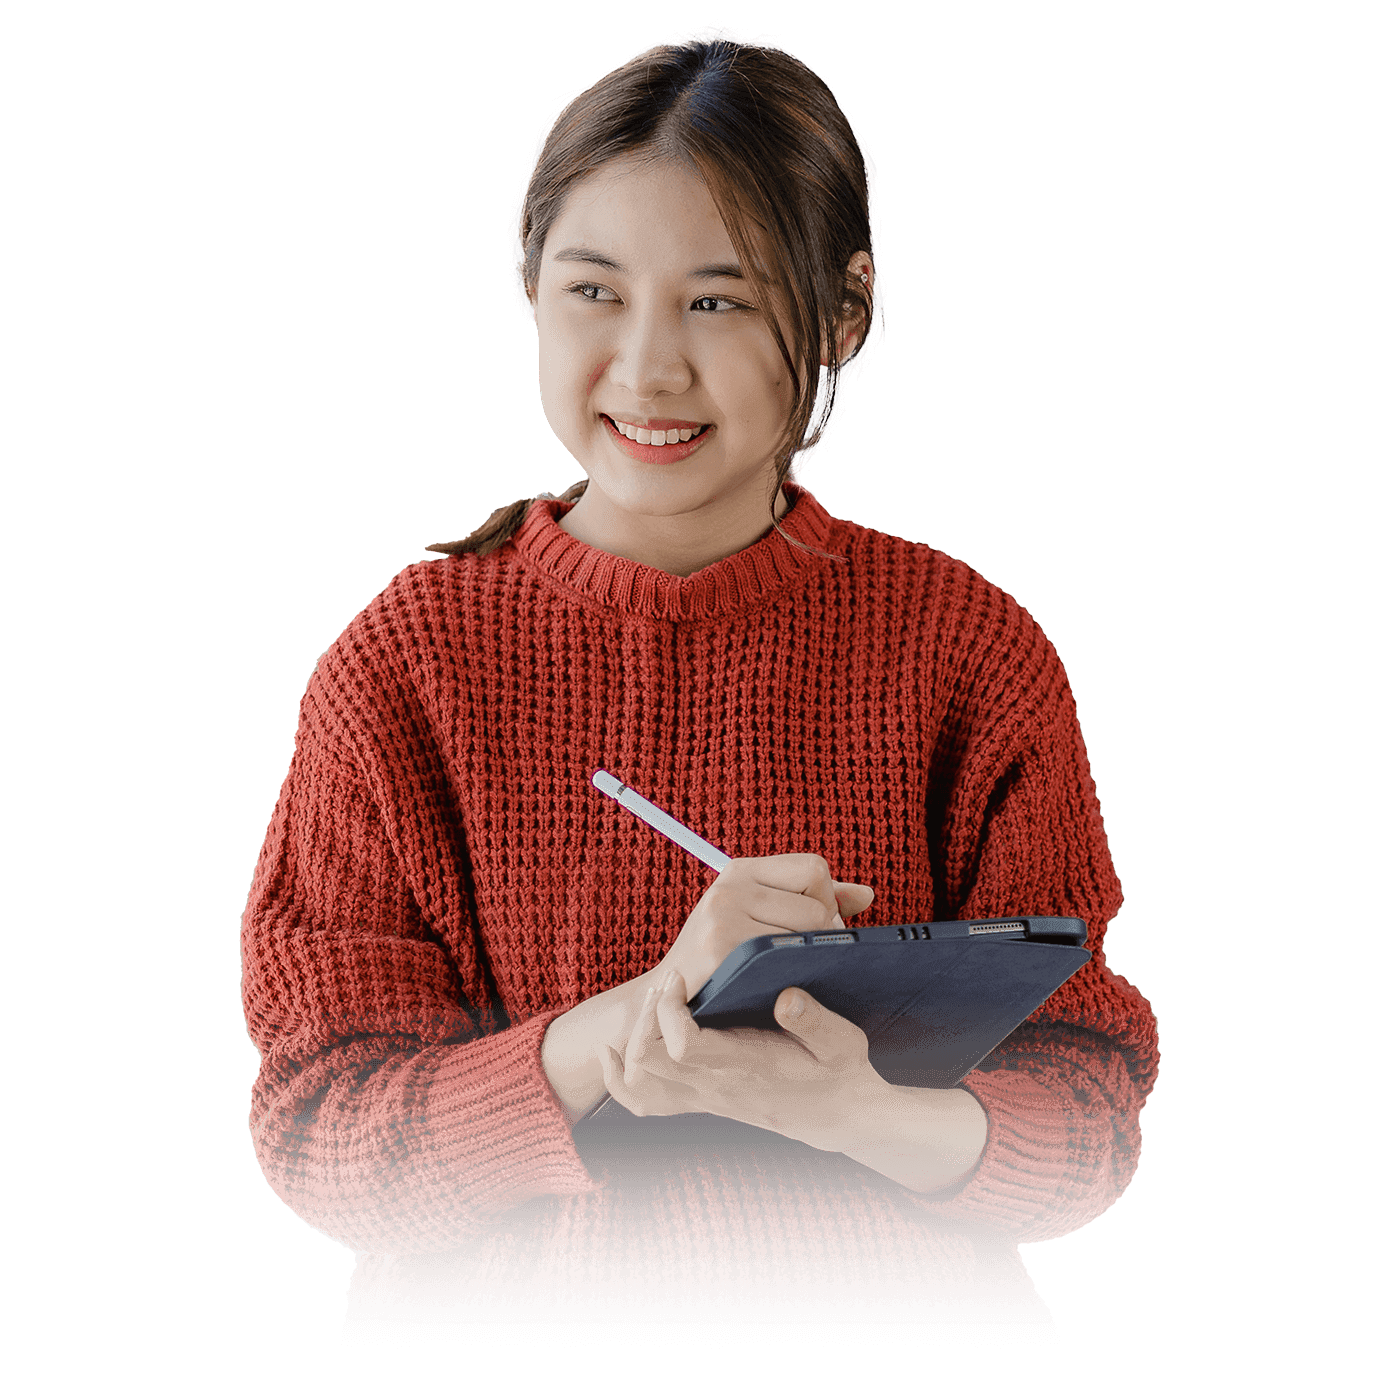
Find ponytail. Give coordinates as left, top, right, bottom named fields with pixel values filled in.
left=426, top=479, right=589, bottom=557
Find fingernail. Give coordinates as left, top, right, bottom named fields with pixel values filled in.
left=665, top=969, right=680, bottom=991
left=786, top=992, right=806, bottom=1017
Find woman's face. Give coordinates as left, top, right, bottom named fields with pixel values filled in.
left=534, top=156, right=795, bottom=556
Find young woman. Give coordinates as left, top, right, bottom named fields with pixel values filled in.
left=241, top=39, right=1158, bottom=1321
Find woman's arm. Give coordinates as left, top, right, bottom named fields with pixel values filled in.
left=828, top=1084, right=988, bottom=1194
left=242, top=713, right=603, bottom=1253
left=590, top=888, right=1148, bottom=1235
left=913, top=601, right=1158, bottom=1235
left=597, top=970, right=989, bottom=1193
left=246, top=649, right=877, bottom=1247
left=243, top=595, right=705, bottom=1254
left=597, top=603, right=1158, bottom=1233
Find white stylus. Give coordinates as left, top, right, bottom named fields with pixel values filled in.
left=591, top=770, right=732, bottom=871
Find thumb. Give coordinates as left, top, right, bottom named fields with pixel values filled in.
left=774, top=987, right=867, bottom=1064
left=778, top=985, right=828, bottom=1052
left=778, top=991, right=812, bottom=1036
left=834, top=881, right=875, bottom=922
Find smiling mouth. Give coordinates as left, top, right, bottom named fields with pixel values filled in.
left=602, top=415, right=712, bottom=446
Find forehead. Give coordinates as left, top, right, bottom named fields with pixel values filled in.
left=544, top=156, right=741, bottom=271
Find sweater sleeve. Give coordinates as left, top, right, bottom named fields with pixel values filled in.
left=241, top=646, right=600, bottom=1255
left=910, top=593, right=1159, bottom=1240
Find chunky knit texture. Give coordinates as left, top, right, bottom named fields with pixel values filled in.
left=241, top=481, right=1157, bottom=1305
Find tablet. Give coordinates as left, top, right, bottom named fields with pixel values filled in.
left=688, top=917, right=1090, bottom=1088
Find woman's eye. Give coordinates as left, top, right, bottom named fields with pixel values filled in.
left=569, top=282, right=620, bottom=303
left=693, top=295, right=740, bottom=313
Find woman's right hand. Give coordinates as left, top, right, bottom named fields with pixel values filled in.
left=655, top=854, right=876, bottom=1000
left=542, top=853, right=873, bottom=1123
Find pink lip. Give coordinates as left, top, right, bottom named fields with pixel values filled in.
left=607, top=416, right=708, bottom=431
left=601, top=414, right=713, bottom=465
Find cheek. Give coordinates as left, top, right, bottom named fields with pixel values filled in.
left=539, top=319, right=610, bottom=417
left=537, top=346, right=579, bottom=445
left=585, top=360, right=610, bottom=396
left=736, top=332, right=795, bottom=417
left=727, top=347, right=793, bottom=434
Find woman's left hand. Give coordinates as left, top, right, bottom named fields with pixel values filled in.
left=599, top=968, right=889, bottom=1153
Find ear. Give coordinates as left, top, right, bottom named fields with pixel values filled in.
left=821, top=251, right=874, bottom=369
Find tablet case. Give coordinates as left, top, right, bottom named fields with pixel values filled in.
left=688, top=917, right=1090, bottom=1088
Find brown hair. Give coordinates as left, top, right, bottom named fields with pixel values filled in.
left=428, top=39, right=874, bottom=559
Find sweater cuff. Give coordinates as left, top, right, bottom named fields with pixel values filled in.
left=914, top=1068, right=1074, bottom=1232
left=416, top=1011, right=602, bottom=1216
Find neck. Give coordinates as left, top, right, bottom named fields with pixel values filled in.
left=557, top=478, right=794, bottom=577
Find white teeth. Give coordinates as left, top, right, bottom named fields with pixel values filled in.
left=610, top=418, right=707, bottom=445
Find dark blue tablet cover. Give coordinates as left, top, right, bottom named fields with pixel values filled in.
left=687, top=918, right=1090, bottom=1089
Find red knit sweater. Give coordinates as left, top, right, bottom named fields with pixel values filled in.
left=242, top=482, right=1157, bottom=1318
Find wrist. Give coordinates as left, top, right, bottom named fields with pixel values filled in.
left=540, top=969, right=667, bottom=1124
left=827, top=1080, right=990, bottom=1194
left=819, top=1073, right=905, bottom=1154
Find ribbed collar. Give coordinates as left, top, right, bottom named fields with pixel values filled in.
left=509, top=481, right=839, bottom=621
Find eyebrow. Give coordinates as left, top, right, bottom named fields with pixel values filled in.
left=552, top=246, right=746, bottom=280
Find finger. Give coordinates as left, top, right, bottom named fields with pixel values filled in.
left=599, top=1044, right=645, bottom=1116
left=727, top=853, right=840, bottom=912
left=773, top=987, right=869, bottom=1065
left=601, top=1043, right=698, bottom=1119
left=748, top=860, right=871, bottom=931
left=599, top=1047, right=680, bottom=1108
left=624, top=980, right=666, bottom=1064
left=722, top=882, right=848, bottom=937
left=834, top=881, right=875, bottom=921
left=624, top=980, right=694, bottom=1086
left=654, top=968, right=703, bottom=1063
left=785, top=855, right=845, bottom=927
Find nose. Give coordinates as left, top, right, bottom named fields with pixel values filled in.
left=608, top=304, right=694, bottom=401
